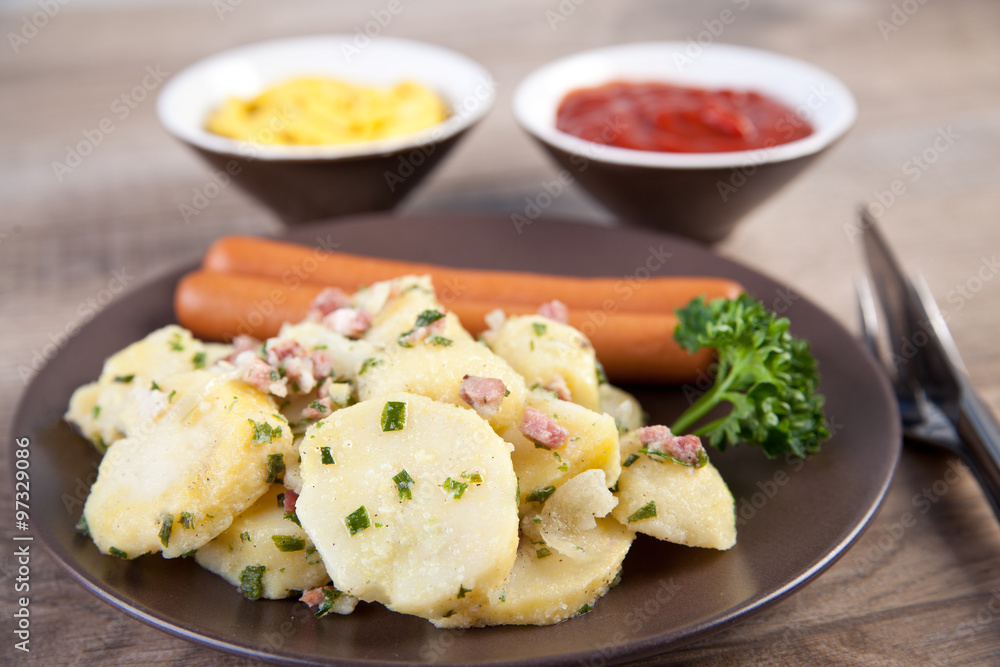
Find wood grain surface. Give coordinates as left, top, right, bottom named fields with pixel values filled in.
left=2, top=0, right=1000, bottom=665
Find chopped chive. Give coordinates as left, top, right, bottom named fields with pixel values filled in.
left=239, top=565, right=266, bottom=600
left=623, top=453, right=640, bottom=467
left=158, top=515, right=174, bottom=547
left=169, top=333, right=185, bottom=351
left=284, top=511, right=301, bottom=527
left=191, top=351, right=207, bottom=369
left=595, top=360, right=608, bottom=385
left=320, top=447, right=335, bottom=465
left=265, top=454, right=285, bottom=483
left=414, top=309, right=445, bottom=328
left=271, top=535, right=306, bottom=552
left=249, top=419, right=281, bottom=444
left=426, top=334, right=453, bottom=346
left=315, top=587, right=345, bottom=618
left=151, top=380, right=161, bottom=391
left=92, top=405, right=101, bottom=419
left=108, top=547, right=128, bottom=559
left=358, top=357, right=383, bottom=375
left=532, top=322, right=547, bottom=336
left=578, top=603, right=594, bottom=615
left=535, top=547, right=552, bottom=559
left=179, top=512, right=195, bottom=530
left=345, top=506, right=370, bottom=536
left=457, top=585, right=472, bottom=599
left=442, top=477, right=469, bottom=499
left=393, top=469, right=415, bottom=500
left=627, top=500, right=657, bottom=522
left=461, top=471, right=483, bottom=484
left=526, top=486, right=556, bottom=505
left=380, top=401, right=407, bottom=431
left=168, top=390, right=177, bottom=403
left=113, top=374, right=135, bottom=383
left=240, top=531, right=251, bottom=542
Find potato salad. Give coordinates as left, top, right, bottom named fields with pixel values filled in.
left=65, top=275, right=736, bottom=627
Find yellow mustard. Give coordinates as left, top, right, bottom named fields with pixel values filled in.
left=206, top=78, right=448, bottom=145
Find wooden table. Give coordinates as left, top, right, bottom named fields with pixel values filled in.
left=3, top=0, right=1000, bottom=664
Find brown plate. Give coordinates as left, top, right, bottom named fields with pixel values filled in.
left=13, top=215, right=900, bottom=665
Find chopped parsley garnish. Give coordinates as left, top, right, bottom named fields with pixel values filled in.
left=249, top=419, right=282, bottom=444
left=271, top=535, right=306, bottom=552
left=345, top=506, right=370, bottom=535
left=623, top=453, right=640, bottom=467
left=113, top=374, right=135, bottom=383
left=167, top=390, right=177, bottom=403
left=526, top=486, right=556, bottom=505
left=380, top=401, right=407, bottom=431
left=535, top=547, right=552, bottom=559
left=169, top=333, right=184, bottom=351
left=179, top=512, right=195, bottom=530
left=238, top=565, right=266, bottom=600
left=284, top=511, right=301, bottom=527
left=277, top=493, right=285, bottom=508
left=320, top=447, right=335, bottom=465
left=158, top=515, right=174, bottom=547
left=358, top=357, right=383, bottom=375
left=309, top=400, right=328, bottom=415
left=461, top=471, right=483, bottom=484
left=414, top=309, right=445, bottom=328
left=75, top=515, right=89, bottom=536
left=595, top=360, right=608, bottom=385
left=457, top=585, right=472, bottom=599
left=532, top=322, right=548, bottom=336
left=108, top=547, right=128, bottom=559
left=639, top=447, right=709, bottom=469
left=315, top=587, right=345, bottom=618
left=191, top=351, right=207, bottom=369
left=92, top=405, right=101, bottom=419
left=240, top=531, right=251, bottom=542
left=265, top=454, right=285, bottom=483
left=442, top=477, right=469, bottom=499
left=627, top=500, right=657, bottom=522
left=393, top=469, right=415, bottom=500
left=150, top=380, right=161, bottom=391
left=426, top=335, right=453, bottom=346
left=578, top=603, right=594, bottom=615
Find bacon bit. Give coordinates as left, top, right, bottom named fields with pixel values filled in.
left=302, top=396, right=332, bottom=420
left=300, top=586, right=327, bottom=608
left=323, top=308, right=372, bottom=338
left=537, top=299, right=569, bottom=324
left=636, top=425, right=705, bottom=465
left=317, top=377, right=335, bottom=400
left=459, top=375, right=507, bottom=418
left=224, top=334, right=261, bottom=363
left=283, top=488, right=299, bottom=514
left=311, top=349, right=334, bottom=379
left=519, top=407, right=569, bottom=449
left=282, top=355, right=318, bottom=394
left=266, top=339, right=306, bottom=367
left=236, top=352, right=287, bottom=398
left=309, top=287, right=352, bottom=316
left=543, top=374, right=572, bottom=401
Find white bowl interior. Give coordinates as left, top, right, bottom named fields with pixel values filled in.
left=157, top=36, right=496, bottom=160
left=513, top=42, right=857, bottom=169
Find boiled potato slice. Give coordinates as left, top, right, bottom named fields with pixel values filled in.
left=296, top=392, right=519, bottom=622
left=611, top=431, right=736, bottom=550
left=273, top=320, right=379, bottom=382
left=536, top=469, right=619, bottom=558
left=435, top=515, right=634, bottom=628
left=195, top=485, right=331, bottom=600
left=83, top=369, right=294, bottom=559
left=362, top=276, right=472, bottom=347
left=356, top=339, right=528, bottom=432
left=505, top=390, right=621, bottom=506
left=65, top=325, right=231, bottom=451
left=599, top=383, right=645, bottom=433
left=488, top=314, right=600, bottom=412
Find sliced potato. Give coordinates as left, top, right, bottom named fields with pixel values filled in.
left=296, top=392, right=519, bottom=622
left=611, top=431, right=736, bottom=550
left=363, top=276, right=472, bottom=347
left=65, top=325, right=231, bottom=451
left=599, top=383, right=645, bottom=433
left=435, top=516, right=634, bottom=628
left=356, top=339, right=528, bottom=432
left=488, top=314, right=600, bottom=411
left=505, top=390, right=621, bottom=506
left=195, top=485, right=331, bottom=599
left=272, top=320, right=379, bottom=382
left=83, top=369, right=294, bottom=559
left=536, top=469, right=619, bottom=558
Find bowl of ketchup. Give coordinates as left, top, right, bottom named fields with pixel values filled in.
left=513, top=43, right=857, bottom=243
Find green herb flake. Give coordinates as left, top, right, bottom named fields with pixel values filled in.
left=168, top=333, right=185, bottom=352
left=532, top=322, right=548, bottom=336
left=457, top=585, right=472, bottom=599
left=249, top=419, right=282, bottom=444
left=284, top=511, right=301, bottom=527
left=442, top=477, right=469, bottom=500
left=265, top=454, right=286, bottom=483
left=92, top=405, right=101, bottom=419
left=393, top=469, right=415, bottom=500
left=380, top=401, right=407, bottom=431
left=151, top=380, right=161, bottom=391
left=191, top=351, right=207, bottom=369
left=238, top=565, right=266, bottom=600
left=113, top=374, right=135, bottom=383
left=414, top=309, right=445, bottom=328
left=316, top=587, right=345, bottom=618
left=627, top=500, right=657, bottom=523
left=443, top=609, right=456, bottom=618
left=320, top=447, right=335, bottom=465
left=271, top=535, right=306, bottom=552
left=578, top=603, right=594, bottom=615
left=158, top=515, right=174, bottom=547
left=595, top=360, right=608, bottom=385
left=426, top=334, right=453, bottom=346
left=345, top=506, right=371, bottom=535
left=179, top=512, right=195, bottom=530
left=167, top=390, right=177, bottom=403
left=108, top=547, right=128, bottom=559
left=75, top=515, right=90, bottom=536
left=358, top=357, right=383, bottom=375
left=240, top=531, right=251, bottom=542
left=461, top=471, right=483, bottom=484
left=623, top=453, right=640, bottom=468
left=536, top=547, right=552, bottom=559
left=526, top=486, right=556, bottom=505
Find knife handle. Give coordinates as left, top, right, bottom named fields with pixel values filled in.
left=956, top=383, right=1000, bottom=522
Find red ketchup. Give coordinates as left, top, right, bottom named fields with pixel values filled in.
left=555, top=81, right=813, bottom=154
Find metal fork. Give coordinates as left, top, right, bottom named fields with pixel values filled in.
left=856, top=208, right=1000, bottom=522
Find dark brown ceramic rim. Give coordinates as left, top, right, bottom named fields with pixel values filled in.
left=13, top=214, right=900, bottom=666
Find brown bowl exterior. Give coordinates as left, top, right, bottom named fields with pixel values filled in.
left=538, top=141, right=824, bottom=244
left=188, top=131, right=466, bottom=224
